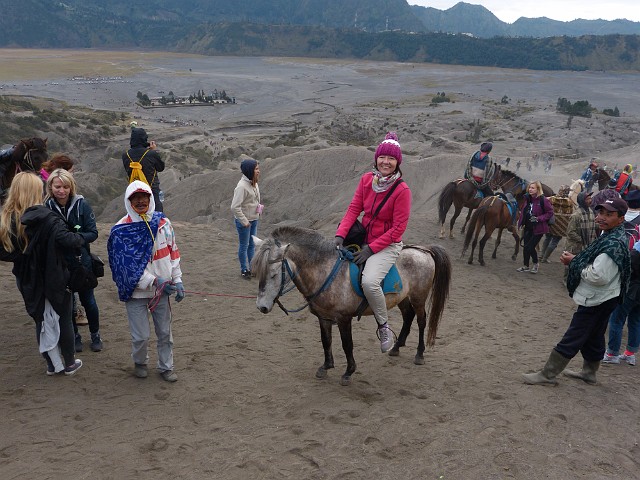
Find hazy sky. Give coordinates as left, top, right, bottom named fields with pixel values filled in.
left=410, top=1, right=640, bottom=23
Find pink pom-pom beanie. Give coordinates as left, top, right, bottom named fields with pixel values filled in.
left=374, top=132, right=402, bottom=164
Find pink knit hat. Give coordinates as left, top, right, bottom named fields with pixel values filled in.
left=374, top=132, right=402, bottom=165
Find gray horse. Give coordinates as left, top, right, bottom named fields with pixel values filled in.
left=252, top=226, right=451, bottom=386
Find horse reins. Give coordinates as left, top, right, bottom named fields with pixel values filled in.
left=19, top=140, right=43, bottom=171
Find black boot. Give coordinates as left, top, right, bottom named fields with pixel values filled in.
left=522, top=350, right=571, bottom=385
left=564, top=359, right=600, bottom=385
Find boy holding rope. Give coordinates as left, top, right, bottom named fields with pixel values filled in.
left=107, top=181, right=184, bottom=382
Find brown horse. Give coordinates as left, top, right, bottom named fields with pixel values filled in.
left=251, top=226, right=451, bottom=386
left=0, top=137, right=48, bottom=200
left=493, top=166, right=554, bottom=201
left=596, top=168, right=639, bottom=193
left=438, top=168, right=501, bottom=239
left=461, top=195, right=520, bottom=265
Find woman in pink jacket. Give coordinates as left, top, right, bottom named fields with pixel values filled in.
left=334, top=132, right=412, bottom=353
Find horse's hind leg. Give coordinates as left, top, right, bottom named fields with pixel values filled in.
left=491, top=228, right=504, bottom=259
left=413, top=303, right=428, bottom=365
left=461, top=208, right=474, bottom=234
left=315, top=318, right=335, bottom=380
left=337, top=318, right=356, bottom=386
left=479, top=229, right=494, bottom=266
left=449, top=205, right=463, bottom=238
left=389, top=299, right=415, bottom=357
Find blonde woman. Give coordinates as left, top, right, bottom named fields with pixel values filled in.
left=45, top=168, right=102, bottom=353
left=0, top=172, right=85, bottom=375
left=516, top=180, right=554, bottom=274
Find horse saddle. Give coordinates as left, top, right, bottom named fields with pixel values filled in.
left=494, top=193, right=518, bottom=220
left=348, top=262, right=403, bottom=298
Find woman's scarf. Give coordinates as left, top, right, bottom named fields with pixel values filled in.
left=566, top=224, right=630, bottom=298
left=107, top=211, right=163, bottom=301
left=372, top=170, right=401, bottom=193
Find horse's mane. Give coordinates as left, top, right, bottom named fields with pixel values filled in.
left=252, top=226, right=336, bottom=282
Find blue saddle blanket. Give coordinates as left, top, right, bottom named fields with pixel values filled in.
left=349, top=262, right=403, bottom=298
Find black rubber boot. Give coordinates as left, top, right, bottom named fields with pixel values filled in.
left=522, top=350, right=571, bottom=385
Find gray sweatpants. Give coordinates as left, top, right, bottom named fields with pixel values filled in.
left=125, top=295, right=174, bottom=372
left=361, top=242, right=403, bottom=326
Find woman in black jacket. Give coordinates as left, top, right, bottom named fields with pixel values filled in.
left=0, top=172, right=85, bottom=375
left=45, top=168, right=102, bottom=353
left=122, top=127, right=165, bottom=211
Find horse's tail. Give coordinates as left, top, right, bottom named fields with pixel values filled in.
left=425, top=244, right=452, bottom=347
left=462, top=203, right=487, bottom=253
left=438, top=182, right=456, bottom=224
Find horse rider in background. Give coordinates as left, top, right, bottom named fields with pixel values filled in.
left=580, top=161, right=599, bottom=193
left=613, top=164, right=634, bottom=197
left=464, top=142, right=495, bottom=198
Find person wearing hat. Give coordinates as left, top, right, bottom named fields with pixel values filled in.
left=523, top=197, right=630, bottom=386
left=122, top=127, right=165, bottom=212
left=580, top=161, right=599, bottom=193
left=231, top=158, right=262, bottom=279
left=602, top=189, right=640, bottom=366
left=464, top=142, right=495, bottom=198
left=334, top=132, right=412, bottom=353
left=107, top=181, right=184, bottom=382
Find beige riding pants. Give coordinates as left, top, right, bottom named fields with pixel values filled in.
left=361, top=242, right=403, bottom=326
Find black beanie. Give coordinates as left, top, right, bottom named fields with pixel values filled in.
left=241, top=159, right=258, bottom=180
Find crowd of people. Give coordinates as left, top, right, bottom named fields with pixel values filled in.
left=2, top=126, right=638, bottom=389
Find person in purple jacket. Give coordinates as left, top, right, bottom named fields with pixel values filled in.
left=334, top=132, right=412, bottom=353
left=517, top=180, right=554, bottom=274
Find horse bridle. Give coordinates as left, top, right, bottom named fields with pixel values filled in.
left=270, top=240, right=349, bottom=315
left=19, top=140, right=43, bottom=171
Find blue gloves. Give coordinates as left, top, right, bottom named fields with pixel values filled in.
left=155, top=277, right=177, bottom=295
left=353, top=245, right=373, bottom=265
left=175, top=282, right=185, bottom=302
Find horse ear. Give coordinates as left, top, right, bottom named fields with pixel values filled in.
left=252, top=235, right=263, bottom=247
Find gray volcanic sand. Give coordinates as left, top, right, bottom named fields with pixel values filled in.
left=0, top=51, right=639, bottom=479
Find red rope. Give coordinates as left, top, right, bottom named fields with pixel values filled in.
left=183, top=290, right=256, bottom=299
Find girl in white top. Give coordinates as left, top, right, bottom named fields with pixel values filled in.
left=231, top=159, right=262, bottom=279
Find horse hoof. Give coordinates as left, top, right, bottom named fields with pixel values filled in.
left=480, top=261, right=485, bottom=266
left=340, top=375, right=352, bottom=386
left=467, top=259, right=473, bottom=265
left=449, top=234, right=455, bottom=239
left=511, top=255, right=517, bottom=261
left=414, top=355, right=425, bottom=365
left=316, top=367, right=328, bottom=379
left=388, top=347, right=399, bottom=357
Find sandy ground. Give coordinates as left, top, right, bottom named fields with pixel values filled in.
left=1, top=51, right=640, bottom=479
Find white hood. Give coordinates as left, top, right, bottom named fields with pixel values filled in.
left=124, top=180, right=156, bottom=221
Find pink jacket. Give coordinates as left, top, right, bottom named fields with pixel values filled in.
left=336, top=173, right=412, bottom=253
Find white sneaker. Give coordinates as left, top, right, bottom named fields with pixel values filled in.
left=619, top=353, right=636, bottom=366
left=602, top=353, right=620, bottom=364
left=377, top=324, right=394, bottom=353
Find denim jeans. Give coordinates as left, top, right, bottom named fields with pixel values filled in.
left=72, top=288, right=100, bottom=335
left=606, top=296, right=640, bottom=355
left=235, top=218, right=258, bottom=273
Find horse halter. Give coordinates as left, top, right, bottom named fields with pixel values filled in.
left=269, top=240, right=349, bottom=315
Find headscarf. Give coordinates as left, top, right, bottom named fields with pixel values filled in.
left=107, top=181, right=163, bottom=301
left=566, top=224, right=630, bottom=299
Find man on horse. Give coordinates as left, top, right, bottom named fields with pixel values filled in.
left=613, top=164, right=634, bottom=197
left=580, top=160, right=599, bottom=193
left=464, top=142, right=495, bottom=198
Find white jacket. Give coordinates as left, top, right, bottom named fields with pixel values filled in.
left=572, top=253, right=622, bottom=307
left=230, top=176, right=260, bottom=226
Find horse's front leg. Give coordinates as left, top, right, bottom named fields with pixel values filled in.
left=315, top=317, right=334, bottom=380
left=336, top=318, right=356, bottom=386
left=509, top=225, right=520, bottom=261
